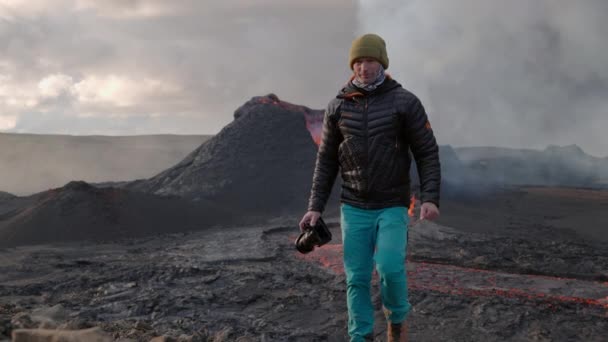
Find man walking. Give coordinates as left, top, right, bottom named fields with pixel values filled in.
left=300, top=33, right=441, bottom=342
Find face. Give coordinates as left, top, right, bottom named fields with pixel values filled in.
left=353, top=57, right=382, bottom=84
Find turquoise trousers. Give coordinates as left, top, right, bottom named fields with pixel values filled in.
left=341, top=203, right=412, bottom=341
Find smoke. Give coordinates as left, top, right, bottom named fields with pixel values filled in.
left=356, top=0, right=608, bottom=157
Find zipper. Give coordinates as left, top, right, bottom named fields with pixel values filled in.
left=363, top=97, right=369, bottom=198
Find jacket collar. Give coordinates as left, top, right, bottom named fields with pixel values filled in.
left=337, top=74, right=401, bottom=99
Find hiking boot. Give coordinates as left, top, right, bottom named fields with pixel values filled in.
left=387, top=322, right=408, bottom=342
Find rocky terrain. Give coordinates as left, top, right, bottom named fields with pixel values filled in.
left=1, top=207, right=607, bottom=341
left=0, top=94, right=607, bottom=340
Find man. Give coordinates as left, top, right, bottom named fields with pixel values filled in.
left=299, top=33, right=441, bottom=342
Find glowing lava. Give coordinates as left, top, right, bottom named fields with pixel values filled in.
left=304, top=114, right=323, bottom=146
left=408, top=195, right=416, bottom=217
left=253, top=95, right=323, bottom=146
left=296, top=243, right=608, bottom=310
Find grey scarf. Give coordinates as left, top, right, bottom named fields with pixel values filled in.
left=352, top=66, right=386, bottom=92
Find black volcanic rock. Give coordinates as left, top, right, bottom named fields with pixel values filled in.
left=0, top=181, right=234, bottom=248
left=129, top=94, right=334, bottom=217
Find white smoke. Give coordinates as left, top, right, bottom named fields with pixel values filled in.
left=357, top=0, right=608, bottom=157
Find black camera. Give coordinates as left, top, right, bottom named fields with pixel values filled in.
left=295, top=217, right=332, bottom=254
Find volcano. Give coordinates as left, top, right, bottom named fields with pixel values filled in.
left=128, top=94, right=339, bottom=218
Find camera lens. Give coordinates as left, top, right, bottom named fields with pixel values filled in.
left=295, top=218, right=332, bottom=254
left=295, top=231, right=316, bottom=254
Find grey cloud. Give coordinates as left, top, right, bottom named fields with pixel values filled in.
left=1, top=1, right=357, bottom=135
left=12, top=111, right=207, bottom=136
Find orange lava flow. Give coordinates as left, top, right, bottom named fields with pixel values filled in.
left=304, top=113, right=323, bottom=146
left=295, top=242, right=608, bottom=310
left=253, top=97, right=323, bottom=146
left=408, top=195, right=416, bottom=217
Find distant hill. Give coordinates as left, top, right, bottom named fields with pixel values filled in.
left=453, top=145, right=608, bottom=189
left=0, top=133, right=211, bottom=195
left=0, top=181, right=236, bottom=248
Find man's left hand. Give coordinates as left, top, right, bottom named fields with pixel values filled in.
left=420, top=202, right=440, bottom=221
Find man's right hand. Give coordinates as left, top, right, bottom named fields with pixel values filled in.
left=299, top=211, right=321, bottom=231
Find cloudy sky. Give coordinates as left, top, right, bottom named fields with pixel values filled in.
left=0, top=0, right=606, bottom=156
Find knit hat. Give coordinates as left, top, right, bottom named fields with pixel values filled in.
left=349, top=33, right=389, bottom=70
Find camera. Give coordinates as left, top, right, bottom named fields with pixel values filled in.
left=295, top=217, right=332, bottom=254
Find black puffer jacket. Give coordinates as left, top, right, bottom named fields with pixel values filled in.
left=308, top=77, right=441, bottom=212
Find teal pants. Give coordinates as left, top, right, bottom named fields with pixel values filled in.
left=341, top=203, right=412, bottom=341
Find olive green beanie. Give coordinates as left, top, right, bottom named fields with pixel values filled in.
left=349, top=33, right=389, bottom=70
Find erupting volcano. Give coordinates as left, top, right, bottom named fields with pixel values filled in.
left=252, top=93, right=324, bottom=146
left=127, top=94, right=336, bottom=218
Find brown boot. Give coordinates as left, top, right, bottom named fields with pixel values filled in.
left=387, top=322, right=408, bottom=342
